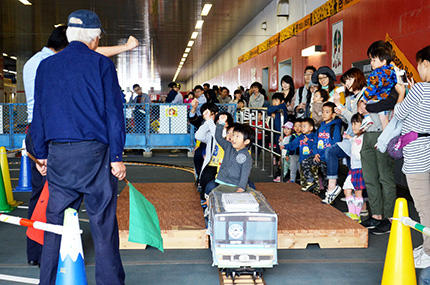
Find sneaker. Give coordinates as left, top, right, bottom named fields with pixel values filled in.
left=370, top=219, right=391, bottom=235
left=414, top=245, right=424, bottom=258
left=360, top=116, right=374, bottom=131
left=415, top=251, right=430, bottom=269
left=273, top=176, right=281, bottom=183
left=345, top=212, right=361, bottom=223
left=360, top=217, right=381, bottom=229
left=302, top=181, right=317, bottom=192
left=321, top=185, right=342, bottom=204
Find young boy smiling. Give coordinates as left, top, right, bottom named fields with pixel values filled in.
left=214, top=115, right=254, bottom=192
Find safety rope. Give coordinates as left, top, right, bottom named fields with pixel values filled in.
left=124, top=161, right=195, bottom=175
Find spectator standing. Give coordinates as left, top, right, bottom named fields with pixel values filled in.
left=394, top=45, right=430, bottom=268
left=184, top=91, right=194, bottom=104
left=132, top=84, right=151, bottom=104
left=294, top=66, right=316, bottom=118
left=326, top=68, right=367, bottom=201
left=248, top=82, right=264, bottom=108
left=132, top=84, right=150, bottom=133
left=166, top=82, right=179, bottom=103
left=170, top=83, right=184, bottom=104
left=31, top=10, right=126, bottom=284
left=23, top=24, right=138, bottom=268
left=312, top=66, right=345, bottom=105
left=218, top=87, right=232, bottom=104
left=280, top=75, right=296, bottom=115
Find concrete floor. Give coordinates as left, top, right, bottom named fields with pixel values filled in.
left=0, top=150, right=424, bottom=284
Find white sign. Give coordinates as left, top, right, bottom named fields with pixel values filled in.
left=332, top=20, right=343, bottom=75
left=159, top=105, right=188, bottom=134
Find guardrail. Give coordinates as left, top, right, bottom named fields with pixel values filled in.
left=237, top=107, right=284, bottom=178
left=0, top=103, right=237, bottom=152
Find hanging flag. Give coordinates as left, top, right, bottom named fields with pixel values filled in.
left=26, top=181, right=49, bottom=244
left=128, top=181, right=164, bottom=252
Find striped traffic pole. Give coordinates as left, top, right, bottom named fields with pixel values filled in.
left=396, top=216, right=430, bottom=237
left=0, top=213, right=64, bottom=236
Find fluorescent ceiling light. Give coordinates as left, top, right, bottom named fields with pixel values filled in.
left=301, top=45, right=324, bottom=57
left=183, top=53, right=189, bottom=58
left=181, top=58, right=186, bottom=62
left=195, top=20, right=204, bottom=29
left=201, top=4, right=213, bottom=16
left=18, top=0, right=32, bottom=5
left=191, top=32, right=199, bottom=40
left=187, top=40, right=194, bottom=47
left=10, top=56, right=17, bottom=60
left=54, top=23, right=64, bottom=28
left=2, top=53, right=8, bottom=57
left=3, top=69, right=8, bottom=72
left=9, top=70, right=17, bottom=74
left=185, top=47, right=191, bottom=53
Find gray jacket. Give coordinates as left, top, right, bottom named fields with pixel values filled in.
left=215, top=124, right=252, bottom=189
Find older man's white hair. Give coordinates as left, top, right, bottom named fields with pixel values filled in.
left=66, top=26, right=101, bottom=44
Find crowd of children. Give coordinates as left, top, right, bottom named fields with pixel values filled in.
left=189, top=40, right=430, bottom=272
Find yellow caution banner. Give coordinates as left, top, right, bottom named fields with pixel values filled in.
left=238, top=0, right=362, bottom=64
left=385, top=33, right=421, bottom=83
left=280, top=24, right=295, bottom=42
left=258, top=40, right=269, bottom=54
left=337, top=0, right=361, bottom=11
left=294, top=14, right=312, bottom=35
left=268, top=33, right=280, bottom=49
left=249, top=47, right=259, bottom=59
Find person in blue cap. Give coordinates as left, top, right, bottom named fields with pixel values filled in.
left=23, top=22, right=138, bottom=269
left=31, top=9, right=126, bottom=284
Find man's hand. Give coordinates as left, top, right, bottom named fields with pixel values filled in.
left=313, top=154, right=320, bottom=163
left=218, top=114, right=227, bottom=124
left=111, top=161, right=126, bottom=180
left=190, top=98, right=199, bottom=113
left=125, top=36, right=139, bottom=51
left=236, top=188, right=245, bottom=193
left=395, top=83, right=406, bottom=103
left=407, top=77, right=415, bottom=89
left=334, top=107, right=342, bottom=115
left=333, top=90, right=341, bottom=105
left=36, top=159, right=47, bottom=176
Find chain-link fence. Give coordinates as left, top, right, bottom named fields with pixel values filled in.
left=0, top=103, right=238, bottom=150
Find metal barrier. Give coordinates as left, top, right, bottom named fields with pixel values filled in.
left=0, top=103, right=237, bottom=152
left=238, top=107, right=284, bottom=178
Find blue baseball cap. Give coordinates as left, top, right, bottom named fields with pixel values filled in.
left=67, top=9, right=103, bottom=31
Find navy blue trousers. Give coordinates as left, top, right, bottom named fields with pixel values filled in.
left=39, top=141, right=125, bottom=285
left=25, top=128, right=45, bottom=263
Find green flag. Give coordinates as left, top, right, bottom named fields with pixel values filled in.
left=128, top=182, right=164, bottom=252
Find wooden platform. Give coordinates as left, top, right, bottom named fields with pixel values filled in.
left=254, top=183, right=368, bottom=248
left=117, top=183, right=208, bottom=249
left=117, top=182, right=367, bottom=250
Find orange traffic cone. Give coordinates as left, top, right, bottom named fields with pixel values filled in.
left=381, top=198, right=416, bottom=285
left=26, top=181, right=49, bottom=245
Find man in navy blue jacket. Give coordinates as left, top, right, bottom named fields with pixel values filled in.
left=31, top=10, right=126, bottom=285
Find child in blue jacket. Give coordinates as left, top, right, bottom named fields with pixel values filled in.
left=300, top=102, right=342, bottom=195
left=285, top=118, right=317, bottom=191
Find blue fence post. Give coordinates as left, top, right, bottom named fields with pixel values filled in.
left=145, top=103, right=150, bottom=152
left=9, top=104, right=14, bottom=149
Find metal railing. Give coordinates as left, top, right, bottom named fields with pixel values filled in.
left=238, top=107, right=284, bottom=178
